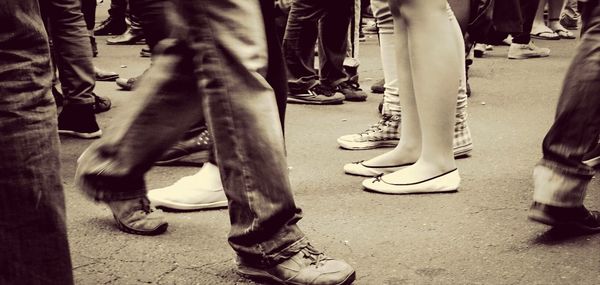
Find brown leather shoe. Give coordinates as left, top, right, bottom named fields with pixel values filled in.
left=108, top=197, right=168, bottom=235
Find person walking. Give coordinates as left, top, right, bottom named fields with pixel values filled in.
left=528, top=0, right=600, bottom=233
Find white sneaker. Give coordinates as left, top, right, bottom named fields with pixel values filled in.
left=148, top=162, right=227, bottom=210
left=337, top=114, right=401, bottom=150
left=508, top=42, right=550, bottom=59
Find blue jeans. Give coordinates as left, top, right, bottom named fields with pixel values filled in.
left=76, top=0, right=307, bottom=266
left=0, top=1, right=73, bottom=284
left=533, top=0, right=600, bottom=207
left=283, top=0, right=353, bottom=91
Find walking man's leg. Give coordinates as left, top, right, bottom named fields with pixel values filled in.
left=529, top=0, right=600, bottom=233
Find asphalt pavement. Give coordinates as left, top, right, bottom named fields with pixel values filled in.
left=59, top=6, right=600, bottom=285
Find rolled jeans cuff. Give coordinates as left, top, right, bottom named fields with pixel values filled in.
left=237, top=236, right=309, bottom=267
left=75, top=146, right=147, bottom=202
left=532, top=164, right=591, bottom=207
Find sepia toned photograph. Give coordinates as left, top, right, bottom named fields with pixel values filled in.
left=1, top=0, right=599, bottom=284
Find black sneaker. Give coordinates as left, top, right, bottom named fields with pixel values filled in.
left=336, top=80, right=367, bottom=102
left=583, top=143, right=600, bottom=168
left=287, top=84, right=345, bottom=105
left=58, top=104, right=102, bottom=139
left=94, top=16, right=127, bottom=36
left=155, top=128, right=212, bottom=166
left=528, top=202, right=600, bottom=233
left=370, top=78, right=384, bottom=94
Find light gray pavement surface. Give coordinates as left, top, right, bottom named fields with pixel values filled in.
left=59, top=6, right=600, bottom=285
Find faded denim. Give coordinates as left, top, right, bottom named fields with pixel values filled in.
left=533, top=0, right=600, bottom=207
left=75, top=0, right=307, bottom=266
left=0, top=1, right=73, bottom=284
left=283, top=0, right=354, bottom=91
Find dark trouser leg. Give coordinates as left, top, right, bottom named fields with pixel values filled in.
left=0, top=43, right=73, bottom=285
left=533, top=0, right=600, bottom=207
left=76, top=0, right=306, bottom=266
left=283, top=0, right=322, bottom=91
left=81, top=0, right=97, bottom=30
left=129, top=0, right=172, bottom=50
left=512, top=0, right=541, bottom=44
left=42, top=0, right=96, bottom=106
left=109, top=0, right=128, bottom=20
left=318, top=0, right=352, bottom=86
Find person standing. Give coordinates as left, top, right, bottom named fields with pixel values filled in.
left=283, top=0, right=367, bottom=104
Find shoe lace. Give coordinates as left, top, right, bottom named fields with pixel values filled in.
left=309, top=84, right=334, bottom=96
left=194, top=129, right=211, bottom=146
left=139, top=197, right=156, bottom=214
left=300, top=244, right=328, bottom=268
left=373, top=173, right=384, bottom=182
left=358, top=114, right=396, bottom=136
left=338, top=81, right=362, bottom=91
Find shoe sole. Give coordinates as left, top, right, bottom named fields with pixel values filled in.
left=528, top=212, right=600, bottom=233
left=58, top=129, right=102, bottom=139
left=287, top=97, right=344, bottom=105
left=453, top=143, right=473, bottom=158
left=96, top=75, right=119, bottom=82
left=338, top=139, right=399, bottom=150
left=154, top=151, right=210, bottom=166
left=152, top=199, right=228, bottom=211
left=583, top=156, right=600, bottom=168
left=236, top=265, right=356, bottom=285
left=508, top=54, right=550, bottom=60
left=112, top=214, right=169, bottom=236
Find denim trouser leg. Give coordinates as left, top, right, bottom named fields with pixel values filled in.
left=563, top=0, right=580, bottom=19
left=76, top=0, right=307, bottom=266
left=0, top=2, right=73, bottom=282
left=318, top=0, right=353, bottom=86
left=283, top=0, right=321, bottom=91
left=533, top=0, right=600, bottom=207
left=41, top=0, right=96, bottom=106
left=283, top=0, right=352, bottom=90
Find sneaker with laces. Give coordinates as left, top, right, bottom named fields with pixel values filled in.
left=287, top=84, right=345, bottom=105
left=155, top=128, right=212, bottom=166
left=508, top=42, right=550, bottom=59
left=236, top=243, right=356, bottom=285
left=108, top=197, right=168, bottom=235
left=337, top=114, right=401, bottom=150
left=336, top=80, right=367, bottom=102
left=148, top=162, right=227, bottom=210
left=453, top=121, right=473, bottom=157
left=528, top=202, right=600, bottom=233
